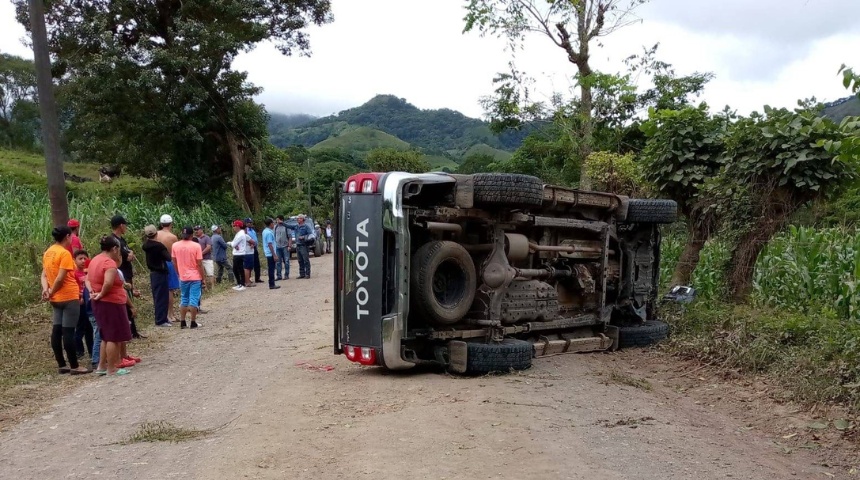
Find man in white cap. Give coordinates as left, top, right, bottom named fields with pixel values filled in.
left=156, top=214, right=179, bottom=322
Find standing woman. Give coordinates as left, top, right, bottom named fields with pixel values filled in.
left=41, top=226, right=91, bottom=375
left=228, top=220, right=248, bottom=290
left=88, top=235, right=132, bottom=376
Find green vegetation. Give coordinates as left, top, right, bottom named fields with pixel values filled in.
left=461, top=143, right=513, bottom=162
left=365, top=148, right=430, bottom=174
left=310, top=126, right=411, bottom=153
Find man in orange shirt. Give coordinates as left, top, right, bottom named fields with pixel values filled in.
left=171, top=226, right=206, bottom=329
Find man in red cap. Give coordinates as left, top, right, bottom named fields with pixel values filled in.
left=67, top=219, right=84, bottom=255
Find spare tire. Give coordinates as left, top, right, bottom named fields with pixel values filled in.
left=411, top=241, right=477, bottom=325
left=463, top=339, right=533, bottom=374
left=473, top=173, right=544, bottom=207
left=625, top=199, right=678, bottom=224
left=618, top=320, right=670, bottom=348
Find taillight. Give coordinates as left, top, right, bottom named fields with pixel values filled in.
left=344, top=173, right=383, bottom=193
left=342, top=344, right=377, bottom=366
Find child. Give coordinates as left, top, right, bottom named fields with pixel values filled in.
left=73, top=250, right=98, bottom=369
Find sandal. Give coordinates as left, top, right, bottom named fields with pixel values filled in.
left=70, top=367, right=93, bottom=375
left=112, top=368, right=131, bottom=376
left=95, top=370, right=107, bottom=376
left=58, top=367, right=70, bottom=374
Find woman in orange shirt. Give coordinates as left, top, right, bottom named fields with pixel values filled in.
left=41, top=226, right=91, bottom=375
left=89, top=235, right=133, bottom=376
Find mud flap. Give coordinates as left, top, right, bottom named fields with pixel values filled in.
left=448, top=340, right=468, bottom=374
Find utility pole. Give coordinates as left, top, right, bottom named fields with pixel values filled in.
left=306, top=155, right=313, bottom=218
left=29, top=0, right=69, bottom=226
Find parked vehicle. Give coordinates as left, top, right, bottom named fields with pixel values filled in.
left=334, top=172, right=677, bottom=374
left=284, top=216, right=325, bottom=257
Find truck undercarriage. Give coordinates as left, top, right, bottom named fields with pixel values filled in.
left=335, top=172, right=676, bottom=374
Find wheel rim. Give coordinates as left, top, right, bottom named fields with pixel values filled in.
left=432, top=259, right=466, bottom=308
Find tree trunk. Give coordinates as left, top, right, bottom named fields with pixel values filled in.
left=225, top=130, right=251, bottom=213
left=726, top=191, right=799, bottom=302
left=671, top=221, right=710, bottom=287
left=577, top=79, right=594, bottom=189
left=29, top=0, right=69, bottom=227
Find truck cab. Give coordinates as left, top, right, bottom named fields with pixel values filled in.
left=334, top=172, right=676, bottom=373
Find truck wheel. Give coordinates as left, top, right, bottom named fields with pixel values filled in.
left=411, top=241, right=476, bottom=325
left=462, top=339, right=533, bottom=374
left=618, top=320, right=670, bottom=348
left=625, top=199, right=678, bottom=224
left=472, top=173, right=544, bottom=207
left=315, top=239, right=323, bottom=257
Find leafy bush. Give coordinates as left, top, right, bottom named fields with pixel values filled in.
left=582, top=151, right=647, bottom=196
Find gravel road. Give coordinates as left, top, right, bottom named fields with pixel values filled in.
left=0, top=256, right=852, bottom=479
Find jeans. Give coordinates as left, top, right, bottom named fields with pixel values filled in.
left=75, top=302, right=94, bottom=358
left=150, top=270, right=170, bottom=325
left=89, top=314, right=100, bottom=367
left=275, top=247, right=289, bottom=279
left=266, top=256, right=276, bottom=288
left=325, top=237, right=332, bottom=253
left=252, top=249, right=262, bottom=282
left=215, top=260, right=234, bottom=284
left=297, top=244, right=310, bottom=278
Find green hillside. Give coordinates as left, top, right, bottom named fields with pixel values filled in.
left=462, top=143, right=513, bottom=162
left=310, top=126, right=411, bottom=153
left=0, top=148, right=159, bottom=199
left=268, top=94, right=530, bottom=153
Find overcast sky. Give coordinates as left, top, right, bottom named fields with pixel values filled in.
left=1, top=0, right=858, bottom=119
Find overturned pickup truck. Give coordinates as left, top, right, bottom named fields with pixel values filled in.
left=334, top=172, right=676, bottom=374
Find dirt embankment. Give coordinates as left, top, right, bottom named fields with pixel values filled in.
left=0, top=256, right=857, bottom=479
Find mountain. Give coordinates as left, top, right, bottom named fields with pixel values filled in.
left=267, top=95, right=530, bottom=158
left=824, top=96, right=860, bottom=123
left=267, top=113, right=317, bottom=134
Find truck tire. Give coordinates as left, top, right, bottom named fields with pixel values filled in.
left=625, top=199, right=678, bottom=224
left=314, top=238, right=324, bottom=257
left=472, top=173, right=544, bottom=207
left=411, top=241, right=477, bottom=325
left=463, top=339, right=533, bottom=374
left=618, top=320, right=670, bottom=348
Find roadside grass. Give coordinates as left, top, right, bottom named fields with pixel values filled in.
left=660, top=226, right=860, bottom=413
left=122, top=421, right=215, bottom=445
left=606, top=371, right=653, bottom=391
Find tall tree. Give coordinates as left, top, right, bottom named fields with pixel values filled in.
left=464, top=0, right=647, bottom=186
left=14, top=0, right=332, bottom=212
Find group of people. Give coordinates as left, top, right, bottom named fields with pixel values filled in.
left=40, top=213, right=332, bottom=377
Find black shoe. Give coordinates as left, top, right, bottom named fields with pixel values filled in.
left=133, top=333, right=147, bottom=339
left=180, top=320, right=188, bottom=329
left=190, top=321, right=200, bottom=329
left=270, top=285, right=281, bottom=290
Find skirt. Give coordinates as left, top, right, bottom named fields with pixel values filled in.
left=92, top=300, right=132, bottom=343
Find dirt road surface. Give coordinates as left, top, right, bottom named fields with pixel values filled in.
left=0, top=257, right=854, bottom=479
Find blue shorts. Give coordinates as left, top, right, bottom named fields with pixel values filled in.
left=243, top=254, right=254, bottom=269
left=166, top=261, right=180, bottom=290
left=179, top=280, right=202, bottom=309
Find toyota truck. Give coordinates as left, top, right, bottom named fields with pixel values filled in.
left=333, top=172, right=676, bottom=374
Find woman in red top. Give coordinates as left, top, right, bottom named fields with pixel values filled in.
left=89, top=235, right=132, bottom=376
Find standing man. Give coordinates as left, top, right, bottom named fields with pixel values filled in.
left=262, top=219, right=281, bottom=290
left=295, top=214, right=315, bottom=279
left=142, top=224, right=172, bottom=327
left=325, top=220, right=333, bottom=254
left=210, top=225, right=233, bottom=285
left=111, top=215, right=142, bottom=339
left=244, top=218, right=262, bottom=284
left=194, top=226, right=215, bottom=292
left=171, top=226, right=205, bottom=329
left=156, top=214, right=179, bottom=322
left=273, top=215, right=290, bottom=280
left=228, top=220, right=248, bottom=290
left=67, top=219, right=84, bottom=254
